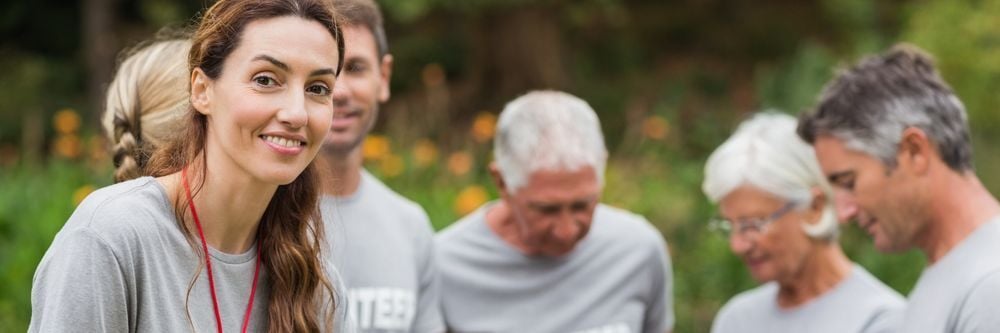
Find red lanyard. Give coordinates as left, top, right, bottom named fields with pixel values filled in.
left=182, top=168, right=263, bottom=333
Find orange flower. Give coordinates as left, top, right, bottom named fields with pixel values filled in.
left=470, top=112, right=497, bottom=143
left=73, top=184, right=95, bottom=206
left=412, top=139, right=439, bottom=168
left=53, top=134, right=82, bottom=159
left=53, top=108, right=82, bottom=135
left=447, top=151, right=473, bottom=176
left=378, top=153, right=405, bottom=178
left=454, top=185, right=489, bottom=216
left=642, top=115, right=670, bottom=140
left=362, top=135, right=391, bottom=161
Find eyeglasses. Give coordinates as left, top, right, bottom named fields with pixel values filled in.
left=708, top=202, right=797, bottom=238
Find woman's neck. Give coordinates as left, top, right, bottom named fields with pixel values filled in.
left=160, top=157, right=277, bottom=254
left=776, top=243, right=852, bottom=309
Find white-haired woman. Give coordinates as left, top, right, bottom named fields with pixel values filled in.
left=703, top=112, right=904, bottom=333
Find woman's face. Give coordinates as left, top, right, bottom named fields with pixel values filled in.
left=191, top=15, right=339, bottom=185
left=719, top=185, right=818, bottom=284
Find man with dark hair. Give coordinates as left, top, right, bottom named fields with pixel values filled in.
left=798, top=44, right=1000, bottom=333
left=320, top=0, right=444, bottom=332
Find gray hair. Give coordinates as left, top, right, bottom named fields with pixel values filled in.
left=494, top=90, right=608, bottom=192
left=798, top=43, right=973, bottom=172
left=703, top=112, right=839, bottom=240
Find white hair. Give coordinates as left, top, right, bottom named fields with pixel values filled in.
left=702, top=112, right=838, bottom=240
left=493, top=90, right=608, bottom=192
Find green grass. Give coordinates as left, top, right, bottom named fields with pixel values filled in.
left=0, top=159, right=112, bottom=332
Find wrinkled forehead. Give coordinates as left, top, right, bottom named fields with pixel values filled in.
left=514, top=167, right=601, bottom=201
left=812, top=134, right=874, bottom=171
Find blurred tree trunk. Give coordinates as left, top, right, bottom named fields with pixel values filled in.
left=386, top=5, right=569, bottom=146
left=478, top=6, right=567, bottom=100
left=82, top=0, right=117, bottom=124
left=446, top=5, right=567, bottom=142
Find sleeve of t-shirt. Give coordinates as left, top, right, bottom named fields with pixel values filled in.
left=29, top=228, right=131, bottom=332
left=412, top=209, right=447, bottom=333
left=643, top=224, right=675, bottom=333
left=860, top=305, right=905, bottom=333
left=953, top=270, right=1000, bottom=333
left=710, top=300, right=738, bottom=333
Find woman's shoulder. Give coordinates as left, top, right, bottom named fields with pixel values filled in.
left=712, top=283, right=778, bottom=332
left=841, top=264, right=906, bottom=309
left=63, top=177, right=176, bottom=244
left=718, top=283, right=778, bottom=318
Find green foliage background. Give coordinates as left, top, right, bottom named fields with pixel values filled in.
left=1, top=0, right=998, bottom=332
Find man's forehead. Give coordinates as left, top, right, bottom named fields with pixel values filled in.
left=813, top=135, right=864, bottom=162
left=341, top=24, right=379, bottom=55
left=524, top=166, right=598, bottom=182
left=525, top=193, right=598, bottom=205
left=812, top=134, right=885, bottom=177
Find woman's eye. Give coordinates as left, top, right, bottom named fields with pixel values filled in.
left=307, top=83, right=331, bottom=96
left=840, top=177, right=856, bottom=191
left=253, top=75, right=277, bottom=87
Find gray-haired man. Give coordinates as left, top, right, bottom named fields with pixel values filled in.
left=436, top=91, right=675, bottom=333
left=798, top=44, right=1000, bottom=333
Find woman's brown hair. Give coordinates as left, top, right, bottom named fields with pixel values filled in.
left=145, top=0, right=345, bottom=331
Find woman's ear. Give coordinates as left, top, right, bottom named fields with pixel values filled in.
left=190, top=68, right=212, bottom=115
left=806, top=187, right=828, bottom=225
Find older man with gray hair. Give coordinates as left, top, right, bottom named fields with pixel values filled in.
left=435, top=90, right=674, bottom=333
left=798, top=44, right=1000, bottom=333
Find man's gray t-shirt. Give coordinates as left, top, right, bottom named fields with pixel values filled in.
left=711, top=264, right=905, bottom=333
left=322, top=170, right=444, bottom=333
left=435, top=203, right=674, bottom=333
left=902, top=217, right=1000, bottom=333
left=30, top=177, right=350, bottom=332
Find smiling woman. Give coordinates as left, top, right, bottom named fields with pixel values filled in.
left=702, top=112, right=905, bottom=333
left=28, top=0, right=349, bottom=332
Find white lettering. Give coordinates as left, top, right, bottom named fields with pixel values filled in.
left=347, top=287, right=416, bottom=330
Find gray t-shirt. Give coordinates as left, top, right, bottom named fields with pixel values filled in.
left=902, top=217, right=1000, bottom=333
left=30, top=177, right=350, bottom=332
left=711, top=264, right=905, bottom=333
left=322, top=170, right=444, bottom=333
left=436, top=203, right=674, bottom=333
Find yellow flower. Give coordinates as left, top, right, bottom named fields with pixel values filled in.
left=362, top=135, right=391, bottom=161
left=642, top=115, right=670, bottom=140
left=412, top=139, right=439, bottom=168
left=378, top=153, right=405, bottom=178
left=53, top=134, right=82, bottom=159
left=53, top=108, right=82, bottom=135
left=73, top=184, right=95, bottom=206
left=447, top=151, right=473, bottom=176
left=470, top=112, right=497, bottom=143
left=454, top=185, right=489, bottom=216
left=422, top=63, right=446, bottom=87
